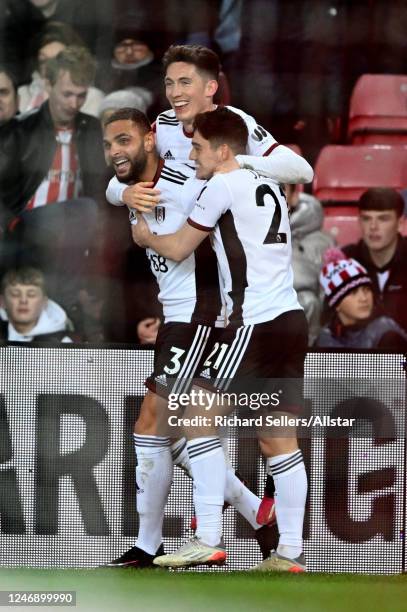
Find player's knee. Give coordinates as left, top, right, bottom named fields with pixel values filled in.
left=258, top=436, right=299, bottom=458
left=134, top=416, right=155, bottom=435
left=133, top=393, right=158, bottom=435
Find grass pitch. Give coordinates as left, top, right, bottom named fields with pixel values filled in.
left=1, top=568, right=407, bottom=612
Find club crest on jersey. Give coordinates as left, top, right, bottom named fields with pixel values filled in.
left=155, top=206, right=166, bottom=224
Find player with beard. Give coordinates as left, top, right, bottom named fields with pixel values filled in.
left=102, top=107, right=276, bottom=569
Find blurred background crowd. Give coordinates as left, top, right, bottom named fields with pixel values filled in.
left=0, top=0, right=406, bottom=347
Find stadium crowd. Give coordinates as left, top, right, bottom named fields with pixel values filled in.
left=0, top=0, right=406, bottom=347
left=0, top=0, right=406, bottom=575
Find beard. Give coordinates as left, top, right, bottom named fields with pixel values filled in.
left=116, top=149, right=148, bottom=183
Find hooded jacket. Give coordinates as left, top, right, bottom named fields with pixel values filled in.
left=290, top=193, right=335, bottom=343
left=0, top=299, right=73, bottom=342
left=316, top=315, right=407, bottom=350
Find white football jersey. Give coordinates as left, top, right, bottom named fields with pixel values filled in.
left=131, top=160, right=222, bottom=324
left=188, top=169, right=301, bottom=326
left=155, top=105, right=277, bottom=164
left=106, top=104, right=312, bottom=207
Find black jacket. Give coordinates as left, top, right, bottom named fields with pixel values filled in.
left=343, top=236, right=407, bottom=332
left=0, top=101, right=108, bottom=229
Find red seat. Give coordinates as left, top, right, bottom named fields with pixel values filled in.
left=322, top=207, right=360, bottom=246
left=313, top=145, right=407, bottom=203
left=348, top=74, right=407, bottom=144
left=285, top=144, right=303, bottom=156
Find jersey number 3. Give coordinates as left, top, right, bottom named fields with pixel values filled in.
left=256, top=184, right=287, bottom=244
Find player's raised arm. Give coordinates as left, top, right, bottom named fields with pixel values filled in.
left=230, top=109, right=313, bottom=184
left=236, top=145, right=314, bottom=184
left=132, top=215, right=209, bottom=262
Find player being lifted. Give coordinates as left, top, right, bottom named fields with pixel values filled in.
left=102, top=107, right=278, bottom=568
left=133, top=107, right=308, bottom=572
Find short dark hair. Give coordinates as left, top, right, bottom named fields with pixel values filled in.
left=359, top=187, right=404, bottom=218
left=193, top=107, right=248, bottom=154
left=163, top=44, right=220, bottom=81
left=45, top=45, right=96, bottom=87
left=0, top=64, right=18, bottom=94
left=103, top=107, right=152, bottom=135
left=36, top=21, right=85, bottom=54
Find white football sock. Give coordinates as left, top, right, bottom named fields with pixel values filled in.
left=134, top=434, right=173, bottom=555
left=224, top=468, right=261, bottom=530
left=175, top=437, right=261, bottom=529
left=187, top=437, right=226, bottom=547
left=170, top=438, right=192, bottom=477
left=221, top=438, right=261, bottom=529
left=268, top=450, right=307, bottom=559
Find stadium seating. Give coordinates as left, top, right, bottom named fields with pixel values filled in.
left=313, top=144, right=407, bottom=203
left=322, top=206, right=360, bottom=246
left=348, top=74, right=407, bottom=144
left=285, top=144, right=303, bottom=157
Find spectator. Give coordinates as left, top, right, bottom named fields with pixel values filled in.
left=98, top=88, right=152, bottom=125
left=0, top=45, right=109, bottom=325
left=343, top=188, right=407, bottom=332
left=0, top=45, right=106, bottom=225
left=96, top=23, right=166, bottom=118
left=0, top=0, right=45, bottom=84
left=316, top=255, right=407, bottom=350
left=212, top=0, right=242, bottom=83
left=286, top=183, right=334, bottom=344
left=27, top=0, right=113, bottom=65
left=0, top=65, right=19, bottom=124
left=0, top=267, right=74, bottom=342
left=18, top=22, right=105, bottom=118
left=1, top=0, right=113, bottom=85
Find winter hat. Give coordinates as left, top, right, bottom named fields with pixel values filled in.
left=320, top=249, right=372, bottom=308
left=98, top=87, right=153, bottom=118
left=113, top=25, right=154, bottom=50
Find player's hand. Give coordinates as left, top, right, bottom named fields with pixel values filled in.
left=131, top=214, right=151, bottom=247
left=137, top=317, right=161, bottom=344
left=122, top=182, right=161, bottom=212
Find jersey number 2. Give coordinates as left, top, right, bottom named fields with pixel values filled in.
left=256, top=184, right=287, bottom=244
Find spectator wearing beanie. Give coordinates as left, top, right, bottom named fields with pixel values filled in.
left=98, top=88, right=152, bottom=125
left=95, top=24, right=166, bottom=118
left=315, top=252, right=407, bottom=350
